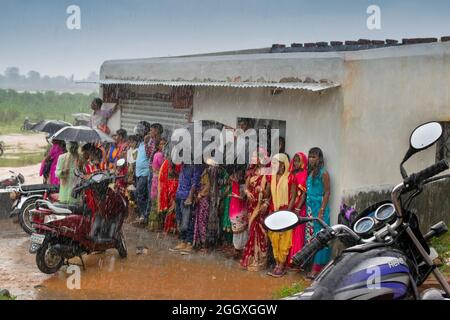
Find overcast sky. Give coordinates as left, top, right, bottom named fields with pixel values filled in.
left=1, top=0, right=450, bottom=79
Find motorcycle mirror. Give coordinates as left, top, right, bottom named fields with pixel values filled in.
left=264, top=210, right=302, bottom=232
left=401, top=122, right=443, bottom=178
left=410, top=122, right=443, bottom=151
left=117, top=158, right=126, bottom=167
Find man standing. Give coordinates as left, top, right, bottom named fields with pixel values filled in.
left=88, top=98, right=120, bottom=134
left=171, top=163, right=203, bottom=253
left=134, top=121, right=151, bottom=225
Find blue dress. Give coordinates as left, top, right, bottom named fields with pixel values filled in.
left=306, top=167, right=331, bottom=266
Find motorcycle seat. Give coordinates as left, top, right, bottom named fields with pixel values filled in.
left=49, top=203, right=84, bottom=215
left=21, top=184, right=59, bottom=193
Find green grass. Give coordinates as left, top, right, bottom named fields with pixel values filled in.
left=431, top=232, right=450, bottom=275
left=0, top=293, right=15, bottom=300
left=0, top=89, right=96, bottom=135
left=0, top=151, right=46, bottom=167
left=272, top=281, right=306, bottom=299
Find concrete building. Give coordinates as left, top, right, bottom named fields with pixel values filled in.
left=97, top=39, right=450, bottom=227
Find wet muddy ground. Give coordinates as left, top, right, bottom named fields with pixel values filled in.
left=0, top=219, right=307, bottom=300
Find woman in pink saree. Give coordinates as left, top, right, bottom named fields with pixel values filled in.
left=39, top=139, right=66, bottom=185
left=287, top=152, right=308, bottom=267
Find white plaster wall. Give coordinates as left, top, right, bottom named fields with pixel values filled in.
left=340, top=45, right=450, bottom=197
left=193, top=87, right=344, bottom=223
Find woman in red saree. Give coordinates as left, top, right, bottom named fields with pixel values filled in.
left=158, top=158, right=180, bottom=234
left=240, top=149, right=270, bottom=272
left=287, top=152, right=308, bottom=268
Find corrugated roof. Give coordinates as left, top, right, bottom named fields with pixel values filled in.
left=82, top=79, right=340, bottom=92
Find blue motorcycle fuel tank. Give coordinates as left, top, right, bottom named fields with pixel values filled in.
left=288, top=248, right=413, bottom=300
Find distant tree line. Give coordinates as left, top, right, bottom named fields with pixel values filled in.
left=0, top=67, right=99, bottom=94
left=0, top=88, right=95, bottom=125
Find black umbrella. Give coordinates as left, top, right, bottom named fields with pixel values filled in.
left=32, top=120, right=72, bottom=135
left=51, top=125, right=115, bottom=143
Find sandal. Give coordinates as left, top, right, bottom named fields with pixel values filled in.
left=267, top=266, right=280, bottom=277
left=306, top=272, right=317, bottom=280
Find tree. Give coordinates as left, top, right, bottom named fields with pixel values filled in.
left=27, top=70, right=41, bottom=82
left=5, top=67, right=21, bottom=82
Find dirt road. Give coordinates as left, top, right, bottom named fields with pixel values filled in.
left=0, top=133, right=48, bottom=184
left=0, top=219, right=307, bottom=300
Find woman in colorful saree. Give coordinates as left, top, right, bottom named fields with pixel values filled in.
left=287, top=152, right=308, bottom=268
left=228, top=166, right=248, bottom=257
left=193, top=164, right=211, bottom=251
left=266, top=153, right=297, bottom=277
left=240, top=148, right=270, bottom=272
left=39, top=139, right=66, bottom=185
left=306, top=147, right=331, bottom=279
left=148, top=139, right=167, bottom=231
left=158, top=158, right=180, bottom=234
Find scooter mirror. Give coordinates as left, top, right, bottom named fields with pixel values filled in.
left=410, top=122, right=443, bottom=151
left=117, top=158, right=126, bottom=167
left=264, top=210, right=301, bottom=232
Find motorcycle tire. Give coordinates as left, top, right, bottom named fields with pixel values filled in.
left=19, top=199, right=39, bottom=235
left=0, top=147, right=3, bottom=157
left=36, top=237, right=63, bottom=274
left=116, top=232, right=127, bottom=258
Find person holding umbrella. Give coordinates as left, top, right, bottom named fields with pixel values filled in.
left=39, top=139, right=66, bottom=185
left=51, top=125, right=115, bottom=204
left=55, top=141, right=80, bottom=205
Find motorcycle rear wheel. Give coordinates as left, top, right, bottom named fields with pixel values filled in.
left=36, top=237, right=63, bottom=274
left=19, top=199, right=38, bottom=235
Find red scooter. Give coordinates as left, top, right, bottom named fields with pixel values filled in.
left=29, top=170, right=128, bottom=274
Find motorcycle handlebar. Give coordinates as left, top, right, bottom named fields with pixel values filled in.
left=291, top=228, right=335, bottom=267
left=404, top=160, right=449, bottom=189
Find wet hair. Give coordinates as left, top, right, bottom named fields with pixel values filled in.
left=116, top=129, right=127, bottom=139
left=128, top=135, right=139, bottom=144
left=81, top=143, right=95, bottom=153
left=279, top=136, right=286, bottom=153
left=238, top=118, right=254, bottom=128
left=92, top=148, right=103, bottom=162
left=308, top=147, right=324, bottom=177
left=134, top=121, right=151, bottom=139
left=69, top=142, right=79, bottom=155
left=53, top=139, right=66, bottom=150
left=92, top=98, right=103, bottom=109
left=151, top=123, right=163, bottom=135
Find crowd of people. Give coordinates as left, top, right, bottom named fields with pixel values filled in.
left=38, top=98, right=332, bottom=280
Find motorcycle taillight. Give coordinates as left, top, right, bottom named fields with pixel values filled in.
left=30, top=210, right=45, bottom=224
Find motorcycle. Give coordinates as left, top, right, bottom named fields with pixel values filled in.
left=0, top=170, right=25, bottom=188
left=264, top=121, right=450, bottom=300
left=29, top=160, right=128, bottom=274
left=8, top=174, right=59, bottom=235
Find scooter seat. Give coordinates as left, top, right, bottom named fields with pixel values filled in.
left=49, top=203, right=84, bottom=215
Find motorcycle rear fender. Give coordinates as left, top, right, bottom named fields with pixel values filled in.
left=33, top=224, right=57, bottom=234
left=17, top=195, right=42, bottom=210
